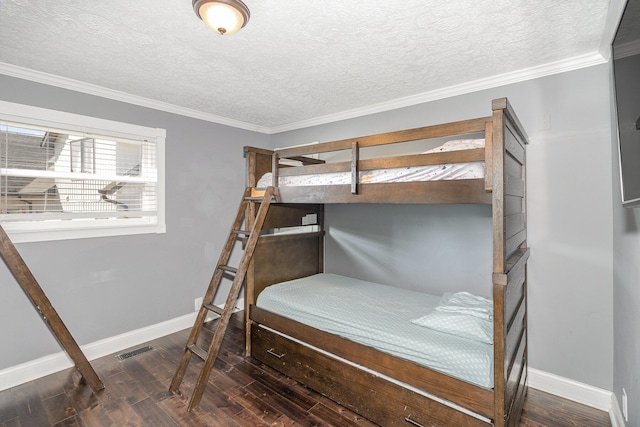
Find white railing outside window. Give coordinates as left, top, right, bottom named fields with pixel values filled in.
left=0, top=101, right=165, bottom=243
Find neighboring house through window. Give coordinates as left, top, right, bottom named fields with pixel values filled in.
left=0, top=101, right=165, bottom=243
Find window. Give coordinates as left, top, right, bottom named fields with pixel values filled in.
left=0, top=101, right=165, bottom=243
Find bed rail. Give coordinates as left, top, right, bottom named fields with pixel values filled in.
left=274, top=117, right=490, bottom=158
left=491, top=97, right=529, bottom=427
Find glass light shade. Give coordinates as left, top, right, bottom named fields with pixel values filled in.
left=194, top=0, right=250, bottom=35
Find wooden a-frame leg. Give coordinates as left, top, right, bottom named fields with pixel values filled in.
left=0, top=225, right=104, bottom=392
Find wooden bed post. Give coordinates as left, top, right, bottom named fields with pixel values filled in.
left=491, top=98, right=529, bottom=427
left=351, top=141, right=359, bottom=194
left=0, top=224, right=104, bottom=393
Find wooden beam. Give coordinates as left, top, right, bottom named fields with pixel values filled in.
left=0, top=224, right=104, bottom=392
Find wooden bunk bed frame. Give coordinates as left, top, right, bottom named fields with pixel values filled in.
left=243, top=98, right=529, bottom=427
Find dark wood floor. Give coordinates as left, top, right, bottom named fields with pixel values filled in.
left=0, top=313, right=611, bottom=427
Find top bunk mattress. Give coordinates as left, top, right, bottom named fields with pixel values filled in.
left=255, top=273, right=494, bottom=388
left=257, top=139, right=485, bottom=188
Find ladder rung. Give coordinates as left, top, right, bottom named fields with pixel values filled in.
left=218, top=265, right=238, bottom=274
left=231, top=229, right=251, bottom=235
left=203, top=303, right=224, bottom=316
left=169, top=186, right=275, bottom=411
left=187, top=344, right=208, bottom=361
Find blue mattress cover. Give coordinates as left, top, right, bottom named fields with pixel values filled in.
left=256, top=273, right=493, bottom=388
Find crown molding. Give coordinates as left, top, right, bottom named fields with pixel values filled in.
left=270, top=52, right=607, bottom=133
left=598, top=0, right=628, bottom=61
left=0, top=62, right=271, bottom=134
left=1, top=51, right=606, bottom=136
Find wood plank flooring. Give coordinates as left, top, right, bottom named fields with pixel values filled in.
left=0, top=313, right=611, bottom=426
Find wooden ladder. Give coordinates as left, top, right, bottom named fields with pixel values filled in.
left=0, top=224, right=104, bottom=392
left=169, top=186, right=275, bottom=411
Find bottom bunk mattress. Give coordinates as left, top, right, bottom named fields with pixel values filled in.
left=255, top=273, right=494, bottom=388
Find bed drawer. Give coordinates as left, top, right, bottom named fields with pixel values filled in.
left=251, top=324, right=489, bottom=427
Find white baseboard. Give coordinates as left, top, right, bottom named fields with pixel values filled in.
left=0, top=298, right=244, bottom=392
left=528, top=367, right=624, bottom=425
left=528, top=367, right=612, bottom=411
left=610, top=392, right=627, bottom=427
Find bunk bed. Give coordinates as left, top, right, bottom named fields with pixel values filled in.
left=242, top=98, right=529, bottom=427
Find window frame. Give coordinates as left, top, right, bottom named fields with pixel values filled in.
left=0, top=100, right=166, bottom=243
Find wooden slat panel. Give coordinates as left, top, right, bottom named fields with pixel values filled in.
left=504, top=332, right=527, bottom=416
left=504, top=247, right=530, bottom=273
left=493, top=248, right=528, bottom=427
left=504, top=153, right=522, bottom=178
left=504, top=300, right=526, bottom=372
left=277, top=180, right=492, bottom=204
left=504, top=195, right=523, bottom=216
left=504, top=123, right=525, bottom=165
left=505, top=229, right=526, bottom=259
left=505, top=275, right=526, bottom=326
left=505, top=252, right=527, bottom=318
left=252, top=325, right=490, bottom=427
left=250, top=306, right=495, bottom=418
left=493, top=248, right=528, bottom=287
left=506, top=359, right=528, bottom=427
left=276, top=117, right=491, bottom=158
left=252, top=234, right=323, bottom=298
left=493, top=249, right=528, bottom=352
left=505, top=173, right=525, bottom=198
left=505, top=213, right=525, bottom=240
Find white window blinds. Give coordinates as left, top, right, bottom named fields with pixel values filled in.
left=0, top=101, right=165, bottom=242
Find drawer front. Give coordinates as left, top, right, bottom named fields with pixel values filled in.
left=251, top=325, right=489, bottom=427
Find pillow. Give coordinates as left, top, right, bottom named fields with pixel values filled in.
left=422, top=138, right=485, bottom=154
left=436, top=291, right=493, bottom=320
left=411, top=310, right=493, bottom=344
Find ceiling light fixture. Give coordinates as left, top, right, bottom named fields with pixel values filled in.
left=192, top=0, right=250, bottom=35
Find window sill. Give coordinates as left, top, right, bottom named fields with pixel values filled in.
left=2, top=220, right=166, bottom=243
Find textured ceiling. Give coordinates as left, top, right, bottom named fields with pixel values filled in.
left=0, top=0, right=615, bottom=131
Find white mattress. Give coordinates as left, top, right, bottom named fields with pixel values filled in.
left=256, top=273, right=494, bottom=388
left=257, top=138, right=485, bottom=188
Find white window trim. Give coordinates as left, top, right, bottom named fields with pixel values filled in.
left=0, top=100, right=166, bottom=243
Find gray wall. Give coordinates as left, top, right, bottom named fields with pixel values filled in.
left=271, top=64, right=615, bottom=390
left=0, top=63, right=619, bottom=394
left=612, top=56, right=640, bottom=423
left=0, top=75, right=269, bottom=369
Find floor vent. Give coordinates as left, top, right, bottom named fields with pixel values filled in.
left=116, top=345, right=154, bottom=361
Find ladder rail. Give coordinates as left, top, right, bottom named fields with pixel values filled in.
left=187, top=186, right=274, bottom=410
left=169, top=187, right=252, bottom=393
left=169, top=187, right=275, bottom=411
